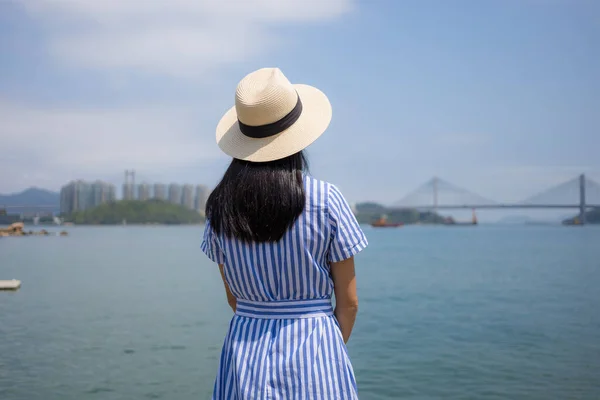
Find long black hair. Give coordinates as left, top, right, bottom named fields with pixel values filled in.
left=205, top=151, right=308, bottom=242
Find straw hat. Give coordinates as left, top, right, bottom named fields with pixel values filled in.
left=216, top=67, right=332, bottom=162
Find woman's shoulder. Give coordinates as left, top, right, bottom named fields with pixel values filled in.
left=303, top=175, right=348, bottom=205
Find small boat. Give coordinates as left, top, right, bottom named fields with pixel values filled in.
left=370, top=215, right=403, bottom=228
left=0, top=279, right=21, bottom=291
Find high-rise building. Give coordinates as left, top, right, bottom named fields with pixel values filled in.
left=153, top=183, right=167, bottom=201
left=181, top=184, right=194, bottom=210
left=194, top=184, right=209, bottom=215
left=61, top=180, right=114, bottom=214
left=108, top=185, right=116, bottom=203
left=92, top=181, right=116, bottom=206
left=73, top=181, right=92, bottom=212
left=168, top=183, right=182, bottom=205
left=123, top=170, right=136, bottom=200
left=122, top=183, right=135, bottom=200
left=138, top=183, right=151, bottom=201
left=60, top=184, right=73, bottom=215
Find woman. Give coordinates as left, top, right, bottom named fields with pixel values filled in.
left=201, top=67, right=368, bottom=399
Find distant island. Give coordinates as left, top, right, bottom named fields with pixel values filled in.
left=562, top=208, right=600, bottom=225
left=354, top=202, right=447, bottom=225
left=64, top=199, right=204, bottom=225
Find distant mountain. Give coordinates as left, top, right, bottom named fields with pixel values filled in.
left=0, top=188, right=60, bottom=214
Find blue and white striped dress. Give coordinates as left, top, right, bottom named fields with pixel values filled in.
left=201, top=175, right=368, bottom=399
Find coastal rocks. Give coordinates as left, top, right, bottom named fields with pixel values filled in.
left=0, top=222, right=24, bottom=235
left=0, top=222, right=69, bottom=237
left=0, top=222, right=24, bottom=236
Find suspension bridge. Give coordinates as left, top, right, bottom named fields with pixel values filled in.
left=3, top=174, right=600, bottom=223
left=394, top=174, right=600, bottom=224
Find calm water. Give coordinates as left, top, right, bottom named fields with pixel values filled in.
left=1, top=225, right=599, bottom=399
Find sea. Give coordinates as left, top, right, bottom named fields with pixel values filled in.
left=1, top=225, right=599, bottom=400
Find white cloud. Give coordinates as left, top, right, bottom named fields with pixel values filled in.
left=0, top=100, right=224, bottom=190
left=0, top=0, right=353, bottom=193
left=21, top=0, right=354, bottom=78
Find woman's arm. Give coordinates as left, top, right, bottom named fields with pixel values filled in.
left=219, top=264, right=237, bottom=312
left=331, top=257, right=358, bottom=343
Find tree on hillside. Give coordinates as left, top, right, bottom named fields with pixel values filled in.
left=65, top=199, right=203, bottom=225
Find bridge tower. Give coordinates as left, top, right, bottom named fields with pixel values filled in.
left=124, top=170, right=136, bottom=200
left=433, top=177, right=439, bottom=215
left=579, top=174, right=586, bottom=225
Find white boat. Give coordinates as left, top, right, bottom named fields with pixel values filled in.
left=0, top=279, right=21, bottom=290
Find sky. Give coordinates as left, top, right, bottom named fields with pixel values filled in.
left=1, top=0, right=599, bottom=209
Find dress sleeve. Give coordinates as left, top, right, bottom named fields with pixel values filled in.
left=327, top=184, right=368, bottom=263
left=201, top=219, right=226, bottom=264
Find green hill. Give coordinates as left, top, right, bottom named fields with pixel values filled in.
left=562, top=208, right=600, bottom=225
left=65, top=200, right=203, bottom=225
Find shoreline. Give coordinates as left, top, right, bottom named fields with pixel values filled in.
left=0, top=223, right=205, bottom=228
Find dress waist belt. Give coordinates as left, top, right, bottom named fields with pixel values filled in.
left=235, top=298, right=334, bottom=319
